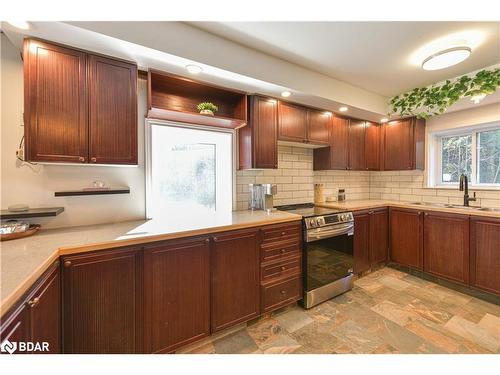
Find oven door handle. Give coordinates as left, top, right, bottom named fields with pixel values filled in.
left=306, top=222, right=354, bottom=242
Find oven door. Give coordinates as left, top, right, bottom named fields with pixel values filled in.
left=304, top=223, right=354, bottom=293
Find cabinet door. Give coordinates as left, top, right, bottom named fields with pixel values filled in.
left=365, top=122, right=380, bottom=170
left=212, top=229, right=260, bottom=332
left=383, top=119, right=413, bottom=170
left=470, top=217, right=500, bottom=295
left=24, top=39, right=88, bottom=163
left=0, top=304, right=29, bottom=354
left=252, top=96, right=278, bottom=169
left=278, top=101, right=307, bottom=142
left=354, top=211, right=371, bottom=273
left=144, top=237, right=210, bottom=353
left=424, top=212, right=469, bottom=284
left=28, top=262, right=61, bottom=354
left=389, top=208, right=423, bottom=269
left=88, top=55, right=137, bottom=165
left=369, top=208, right=388, bottom=265
left=348, top=119, right=366, bottom=170
left=330, top=116, right=350, bottom=169
left=62, top=247, right=142, bottom=353
left=307, top=109, right=330, bottom=144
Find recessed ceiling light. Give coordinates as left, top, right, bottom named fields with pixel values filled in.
left=185, top=64, right=202, bottom=74
left=281, top=91, right=291, bottom=97
left=7, top=21, right=30, bottom=30
left=339, top=106, right=348, bottom=112
left=470, top=93, right=486, bottom=104
left=422, top=47, right=471, bottom=71
left=380, top=118, right=389, bottom=123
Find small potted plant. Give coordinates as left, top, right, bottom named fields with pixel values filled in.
left=197, top=102, right=218, bottom=116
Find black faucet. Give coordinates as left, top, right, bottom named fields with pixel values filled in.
left=459, top=174, right=476, bottom=207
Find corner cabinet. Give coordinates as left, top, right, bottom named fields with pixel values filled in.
left=239, top=95, right=278, bottom=169
left=23, top=38, right=138, bottom=165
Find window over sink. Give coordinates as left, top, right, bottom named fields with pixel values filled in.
left=146, top=121, right=235, bottom=219
left=430, top=123, right=500, bottom=188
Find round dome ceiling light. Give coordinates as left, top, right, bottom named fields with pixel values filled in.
left=380, top=118, right=389, bottom=123
left=281, top=91, right=291, bottom=97
left=422, top=46, right=471, bottom=71
left=339, top=106, right=348, bottom=112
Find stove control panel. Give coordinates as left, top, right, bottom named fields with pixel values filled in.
left=305, top=212, right=353, bottom=229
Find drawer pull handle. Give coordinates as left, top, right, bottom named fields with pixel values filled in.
left=281, top=266, right=286, bottom=271
left=280, top=290, right=286, bottom=295
left=281, top=249, right=286, bottom=254
left=91, top=157, right=97, bottom=163
left=27, top=297, right=40, bottom=308
left=78, top=156, right=85, bottom=162
left=64, top=260, right=72, bottom=267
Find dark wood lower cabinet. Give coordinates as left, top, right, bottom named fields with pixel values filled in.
left=62, top=247, right=143, bottom=354
left=143, top=237, right=210, bottom=353
left=211, top=229, right=260, bottom=332
left=470, top=216, right=500, bottom=295
left=423, top=212, right=470, bottom=284
left=0, top=261, right=60, bottom=354
left=389, top=208, right=423, bottom=269
left=354, top=208, right=388, bottom=273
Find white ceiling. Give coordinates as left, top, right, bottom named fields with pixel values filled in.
left=189, top=22, right=500, bottom=97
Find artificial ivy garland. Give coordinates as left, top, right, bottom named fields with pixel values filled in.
left=389, top=67, right=500, bottom=119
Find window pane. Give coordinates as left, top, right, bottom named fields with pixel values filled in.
left=441, top=134, right=472, bottom=183
left=478, top=129, right=500, bottom=184
left=150, top=125, right=233, bottom=218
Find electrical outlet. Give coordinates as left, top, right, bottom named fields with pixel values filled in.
left=16, top=147, right=24, bottom=160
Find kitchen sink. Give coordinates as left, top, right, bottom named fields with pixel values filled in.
left=476, top=207, right=500, bottom=212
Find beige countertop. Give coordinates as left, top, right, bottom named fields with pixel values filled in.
left=316, top=199, right=500, bottom=218
left=0, top=210, right=301, bottom=317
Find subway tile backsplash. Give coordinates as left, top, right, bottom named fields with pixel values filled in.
left=236, top=146, right=500, bottom=210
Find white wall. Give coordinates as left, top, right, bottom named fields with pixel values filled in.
left=1, top=34, right=147, bottom=229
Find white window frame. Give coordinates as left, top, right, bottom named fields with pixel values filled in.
left=145, top=119, right=237, bottom=220
left=428, top=121, right=500, bottom=189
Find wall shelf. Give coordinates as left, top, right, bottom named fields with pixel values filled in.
left=147, top=70, right=247, bottom=130
left=54, top=188, right=130, bottom=197
left=1, top=207, right=65, bottom=220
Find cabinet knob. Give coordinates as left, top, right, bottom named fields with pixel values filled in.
left=78, top=156, right=85, bottom=162
left=205, top=238, right=210, bottom=244
left=64, top=260, right=72, bottom=267
left=213, top=236, right=218, bottom=242
left=281, top=231, right=286, bottom=236
left=369, top=210, right=374, bottom=214
left=280, top=290, right=286, bottom=295
left=281, top=249, right=286, bottom=254
left=27, top=297, right=40, bottom=308
left=91, top=157, right=97, bottom=163
left=281, top=266, right=286, bottom=271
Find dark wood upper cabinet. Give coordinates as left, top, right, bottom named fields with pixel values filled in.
left=23, top=38, right=138, bottom=165
left=0, top=261, right=60, bottom=354
left=389, top=208, right=423, bottom=270
left=211, top=229, right=260, bottom=332
left=353, top=211, right=371, bottom=273
left=62, top=247, right=143, bottom=354
left=24, top=39, right=88, bottom=163
left=382, top=117, right=425, bottom=171
left=88, top=55, right=137, bottom=164
left=239, top=95, right=278, bottom=169
left=470, top=216, right=500, bottom=295
left=424, top=212, right=470, bottom=285
left=348, top=119, right=366, bottom=170
left=313, top=115, right=349, bottom=170
left=143, top=237, right=210, bottom=354
left=365, top=122, right=380, bottom=170
left=307, top=109, right=330, bottom=145
left=278, top=101, right=308, bottom=142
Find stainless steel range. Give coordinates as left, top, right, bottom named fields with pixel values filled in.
left=277, top=203, right=354, bottom=309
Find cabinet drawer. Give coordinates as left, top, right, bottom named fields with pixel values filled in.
left=261, top=276, right=302, bottom=313
left=261, top=256, right=301, bottom=283
left=261, top=240, right=301, bottom=263
left=261, top=222, right=301, bottom=244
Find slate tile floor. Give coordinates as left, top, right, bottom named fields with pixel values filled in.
left=180, top=268, right=500, bottom=354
